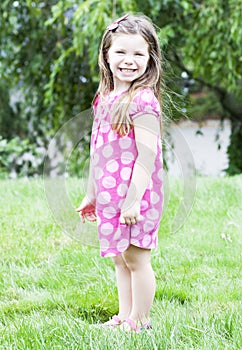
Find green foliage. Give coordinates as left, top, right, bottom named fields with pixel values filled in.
left=187, top=90, right=225, bottom=121
left=0, top=0, right=97, bottom=142
left=67, top=131, right=91, bottom=178
left=44, top=0, right=135, bottom=98
left=0, top=82, right=16, bottom=139
left=180, top=0, right=242, bottom=94
left=0, top=136, right=45, bottom=178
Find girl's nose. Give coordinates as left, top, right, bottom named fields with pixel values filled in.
left=124, top=55, right=134, bottom=65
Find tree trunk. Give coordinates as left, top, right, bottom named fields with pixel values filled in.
left=226, top=118, right=242, bottom=175
left=216, top=90, right=242, bottom=175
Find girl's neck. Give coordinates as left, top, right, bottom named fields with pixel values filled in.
left=109, top=88, right=129, bottom=97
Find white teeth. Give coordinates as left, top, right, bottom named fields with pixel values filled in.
left=120, top=69, right=135, bottom=72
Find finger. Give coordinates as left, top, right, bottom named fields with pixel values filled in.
left=78, top=210, right=85, bottom=223
left=130, top=218, right=136, bottom=225
left=86, top=214, right=97, bottom=222
left=76, top=206, right=84, bottom=212
left=119, top=215, right=126, bottom=224
left=125, top=218, right=132, bottom=226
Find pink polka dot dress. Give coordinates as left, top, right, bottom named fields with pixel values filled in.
left=91, top=88, right=163, bottom=257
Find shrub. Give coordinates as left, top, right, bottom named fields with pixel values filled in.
left=0, top=136, right=45, bottom=178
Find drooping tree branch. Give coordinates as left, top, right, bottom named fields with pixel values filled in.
left=170, top=50, right=242, bottom=120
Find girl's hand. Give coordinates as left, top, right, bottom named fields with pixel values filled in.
left=119, top=200, right=143, bottom=226
left=76, top=196, right=96, bottom=223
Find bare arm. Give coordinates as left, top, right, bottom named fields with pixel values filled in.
left=86, top=161, right=96, bottom=203
left=76, top=160, right=96, bottom=222
left=120, top=114, right=160, bottom=225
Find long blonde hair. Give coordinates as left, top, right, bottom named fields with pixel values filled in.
left=94, top=14, right=162, bottom=136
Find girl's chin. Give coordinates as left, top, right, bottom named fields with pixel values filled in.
left=116, top=74, right=139, bottom=83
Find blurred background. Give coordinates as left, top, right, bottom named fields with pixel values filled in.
left=0, top=0, right=241, bottom=179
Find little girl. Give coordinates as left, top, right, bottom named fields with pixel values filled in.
left=76, top=14, right=163, bottom=333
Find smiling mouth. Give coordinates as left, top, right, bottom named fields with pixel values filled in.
left=119, top=68, right=137, bottom=73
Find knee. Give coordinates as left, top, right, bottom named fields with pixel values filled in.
left=112, top=254, right=128, bottom=269
left=123, top=246, right=151, bottom=272
left=123, top=258, right=139, bottom=272
left=122, top=252, right=142, bottom=272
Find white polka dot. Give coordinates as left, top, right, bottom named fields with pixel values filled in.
left=157, top=169, right=163, bottom=180
left=95, top=105, right=102, bottom=116
left=103, top=206, right=116, bottom=219
left=93, top=153, right=99, bottom=166
left=119, top=137, right=132, bottom=149
left=102, top=176, right=116, bottom=188
left=102, top=145, right=113, bottom=158
left=144, top=220, right=155, bottom=232
left=97, top=191, right=111, bottom=204
left=92, top=129, right=97, bottom=141
left=121, top=152, right=134, bottom=164
left=146, top=208, right=159, bottom=220
left=131, top=226, right=140, bottom=237
left=120, top=167, right=132, bottom=181
left=108, top=131, right=117, bottom=142
left=151, top=192, right=160, bottom=204
left=100, top=239, right=110, bottom=251
left=95, top=167, right=103, bottom=180
left=104, top=252, right=116, bottom=257
left=141, top=200, right=149, bottom=210
left=96, top=135, right=104, bottom=147
left=100, top=123, right=110, bottom=133
left=117, top=239, right=129, bottom=252
left=130, top=238, right=139, bottom=246
left=117, top=184, right=128, bottom=197
left=142, top=234, right=152, bottom=247
left=141, top=91, right=153, bottom=103
left=100, top=222, right=114, bottom=235
left=106, top=160, right=119, bottom=173
left=113, top=229, right=121, bottom=240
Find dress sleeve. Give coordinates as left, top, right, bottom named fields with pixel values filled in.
left=129, top=88, right=161, bottom=120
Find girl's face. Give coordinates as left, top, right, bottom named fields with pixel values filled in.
left=106, top=33, right=150, bottom=92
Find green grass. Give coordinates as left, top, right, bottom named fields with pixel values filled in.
left=0, top=176, right=241, bottom=349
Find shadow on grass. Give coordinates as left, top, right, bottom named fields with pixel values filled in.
left=155, top=288, right=192, bottom=304
left=0, top=299, right=118, bottom=325
left=76, top=305, right=117, bottom=324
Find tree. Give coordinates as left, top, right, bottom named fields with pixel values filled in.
left=0, top=0, right=241, bottom=174
left=0, top=0, right=97, bottom=143
left=161, top=0, right=242, bottom=175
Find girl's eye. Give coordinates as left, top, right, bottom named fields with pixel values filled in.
left=116, top=50, right=125, bottom=54
left=135, top=53, right=144, bottom=56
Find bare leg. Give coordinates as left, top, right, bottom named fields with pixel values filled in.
left=122, top=244, right=156, bottom=323
left=112, top=254, right=132, bottom=320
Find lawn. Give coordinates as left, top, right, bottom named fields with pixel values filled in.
left=0, top=176, right=241, bottom=349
